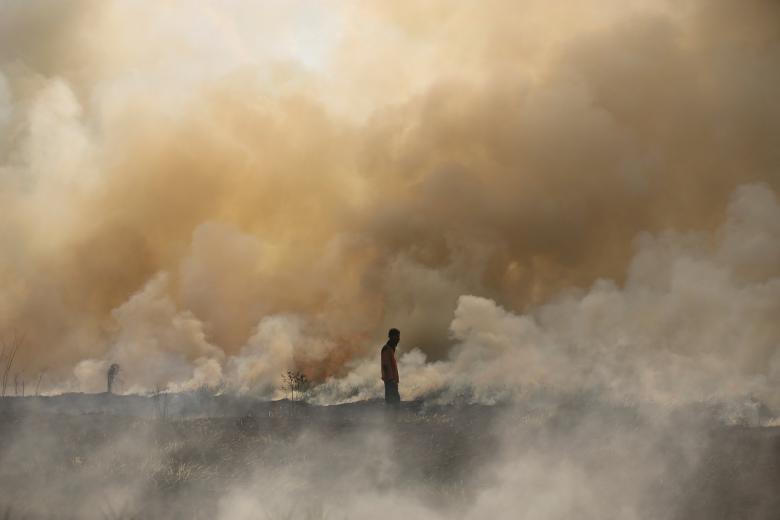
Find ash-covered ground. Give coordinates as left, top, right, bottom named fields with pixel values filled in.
left=0, top=394, right=778, bottom=519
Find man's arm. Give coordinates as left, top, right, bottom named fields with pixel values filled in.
left=381, top=348, right=390, bottom=381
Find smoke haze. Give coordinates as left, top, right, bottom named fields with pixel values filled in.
left=0, top=0, right=778, bottom=403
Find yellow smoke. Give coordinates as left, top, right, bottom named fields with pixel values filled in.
left=0, top=0, right=778, bottom=393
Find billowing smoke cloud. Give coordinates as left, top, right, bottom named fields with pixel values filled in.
left=0, top=0, right=778, bottom=400
left=313, top=183, right=780, bottom=409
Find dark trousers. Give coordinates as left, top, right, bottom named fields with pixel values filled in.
left=384, top=381, right=400, bottom=404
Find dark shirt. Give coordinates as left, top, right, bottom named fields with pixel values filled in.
left=380, top=345, right=399, bottom=383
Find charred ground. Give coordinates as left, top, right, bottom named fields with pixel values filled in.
left=0, top=394, right=778, bottom=519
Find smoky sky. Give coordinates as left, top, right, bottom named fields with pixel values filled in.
left=0, top=0, right=778, bottom=396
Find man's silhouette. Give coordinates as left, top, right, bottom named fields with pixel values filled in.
left=381, top=328, right=401, bottom=405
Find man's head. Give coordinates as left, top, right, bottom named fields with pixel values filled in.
left=388, top=328, right=400, bottom=348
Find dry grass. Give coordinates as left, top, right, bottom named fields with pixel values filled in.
left=0, top=401, right=493, bottom=519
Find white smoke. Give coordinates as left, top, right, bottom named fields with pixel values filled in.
left=75, top=273, right=224, bottom=393
left=70, top=183, right=780, bottom=411
left=310, top=183, right=780, bottom=408
left=68, top=185, right=780, bottom=404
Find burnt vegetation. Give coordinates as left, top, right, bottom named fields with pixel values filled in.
left=0, top=395, right=501, bottom=519
left=0, top=392, right=778, bottom=519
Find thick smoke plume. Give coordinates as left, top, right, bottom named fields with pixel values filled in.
left=313, top=184, right=780, bottom=409
left=0, top=0, right=778, bottom=401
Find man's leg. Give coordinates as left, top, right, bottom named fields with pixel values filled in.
left=384, top=381, right=392, bottom=404
left=391, top=381, right=400, bottom=405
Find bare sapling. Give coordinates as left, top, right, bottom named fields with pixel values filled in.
left=0, top=331, right=24, bottom=397
left=35, top=370, right=45, bottom=396
left=14, top=373, right=24, bottom=396
left=280, top=370, right=310, bottom=402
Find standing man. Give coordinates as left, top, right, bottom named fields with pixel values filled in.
left=381, top=328, right=401, bottom=405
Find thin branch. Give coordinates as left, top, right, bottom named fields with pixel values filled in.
left=1, top=331, right=24, bottom=397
